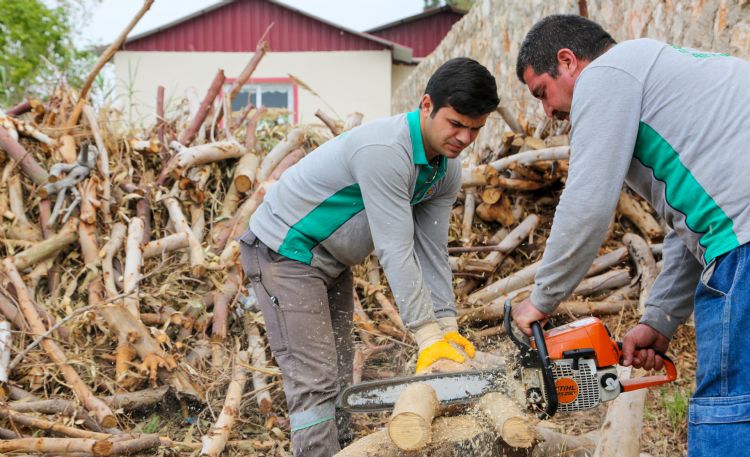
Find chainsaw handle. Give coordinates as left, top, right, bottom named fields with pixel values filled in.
left=616, top=342, right=678, bottom=392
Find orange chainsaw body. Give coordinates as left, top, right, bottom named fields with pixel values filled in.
left=536, top=317, right=620, bottom=368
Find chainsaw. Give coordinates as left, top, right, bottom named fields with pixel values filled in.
left=337, top=300, right=677, bottom=418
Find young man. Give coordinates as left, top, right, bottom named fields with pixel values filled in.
left=511, top=15, right=750, bottom=456
left=239, top=57, right=499, bottom=457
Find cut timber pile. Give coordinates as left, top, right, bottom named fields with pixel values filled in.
left=0, top=10, right=672, bottom=456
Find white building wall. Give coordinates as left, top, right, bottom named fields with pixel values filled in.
left=114, top=50, right=393, bottom=128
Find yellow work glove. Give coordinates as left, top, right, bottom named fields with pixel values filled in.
left=438, top=316, right=476, bottom=358
left=413, top=321, right=465, bottom=374
left=416, top=340, right=465, bottom=374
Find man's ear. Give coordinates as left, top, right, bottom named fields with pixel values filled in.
left=420, top=94, right=433, bottom=117
left=556, top=48, right=579, bottom=74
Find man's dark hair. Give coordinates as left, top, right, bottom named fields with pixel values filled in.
left=424, top=57, right=499, bottom=117
left=515, top=15, right=616, bottom=83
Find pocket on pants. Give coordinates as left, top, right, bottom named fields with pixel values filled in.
left=690, top=394, right=750, bottom=424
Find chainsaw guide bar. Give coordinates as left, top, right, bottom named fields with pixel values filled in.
left=337, top=367, right=509, bottom=413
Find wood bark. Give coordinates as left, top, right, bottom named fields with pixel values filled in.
left=2, top=259, right=117, bottom=428
left=142, top=232, right=189, bottom=259
left=163, top=197, right=205, bottom=277
left=489, top=147, right=570, bottom=171
left=246, top=322, right=273, bottom=413
left=0, top=320, right=10, bottom=382
left=462, top=164, right=499, bottom=188
left=476, top=392, right=536, bottom=448
left=315, top=109, right=342, bottom=136
left=82, top=105, right=112, bottom=223
left=233, top=152, right=260, bottom=193
left=11, top=218, right=77, bottom=270
left=593, top=366, right=646, bottom=457
left=101, top=222, right=126, bottom=298
left=387, top=383, right=439, bottom=451
left=177, top=69, right=225, bottom=147
left=0, top=125, right=49, bottom=185
left=200, top=351, right=249, bottom=456
left=622, top=233, right=659, bottom=313
left=618, top=192, right=664, bottom=240
left=122, top=217, right=144, bottom=317
left=0, top=405, right=110, bottom=439
left=497, top=106, right=524, bottom=134
left=255, top=128, right=305, bottom=182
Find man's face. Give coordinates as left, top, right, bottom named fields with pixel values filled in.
left=523, top=66, right=576, bottom=120
left=420, top=94, right=489, bottom=161
left=522, top=48, right=587, bottom=121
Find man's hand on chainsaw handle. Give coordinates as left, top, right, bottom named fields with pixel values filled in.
left=621, top=324, right=670, bottom=371
left=511, top=298, right=550, bottom=336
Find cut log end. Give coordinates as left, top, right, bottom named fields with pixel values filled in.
left=388, top=412, right=432, bottom=450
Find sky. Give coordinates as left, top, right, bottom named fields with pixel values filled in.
left=81, top=0, right=426, bottom=46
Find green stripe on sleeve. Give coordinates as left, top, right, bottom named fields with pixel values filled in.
left=634, top=122, right=738, bottom=262
left=278, top=184, right=365, bottom=264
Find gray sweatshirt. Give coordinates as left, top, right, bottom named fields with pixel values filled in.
left=250, top=111, right=461, bottom=329
left=532, top=39, right=750, bottom=338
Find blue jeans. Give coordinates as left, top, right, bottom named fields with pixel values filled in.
left=689, top=242, right=750, bottom=456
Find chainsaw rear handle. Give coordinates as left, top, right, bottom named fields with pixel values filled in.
left=616, top=342, right=678, bottom=392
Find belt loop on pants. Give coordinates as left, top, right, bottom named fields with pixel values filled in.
left=289, top=401, right=336, bottom=432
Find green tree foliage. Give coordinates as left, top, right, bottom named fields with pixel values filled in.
left=423, top=0, right=475, bottom=10
left=0, top=0, right=91, bottom=105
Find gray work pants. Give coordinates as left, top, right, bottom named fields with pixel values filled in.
left=239, top=230, right=354, bottom=457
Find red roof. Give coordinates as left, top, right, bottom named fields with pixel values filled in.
left=123, top=0, right=412, bottom=62
left=366, top=6, right=465, bottom=58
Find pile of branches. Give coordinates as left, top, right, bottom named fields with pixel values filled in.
left=0, top=13, right=670, bottom=457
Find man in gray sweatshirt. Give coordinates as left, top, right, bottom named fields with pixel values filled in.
left=512, top=15, right=750, bottom=456
left=239, top=58, right=499, bottom=456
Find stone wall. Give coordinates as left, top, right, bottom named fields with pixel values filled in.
left=392, top=0, right=750, bottom=152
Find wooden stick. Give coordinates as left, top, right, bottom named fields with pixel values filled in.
left=101, top=222, right=127, bottom=298
left=343, top=112, right=364, bottom=131
left=387, top=383, right=439, bottom=451
left=0, top=125, right=49, bottom=185
left=142, top=232, right=189, bottom=259
left=82, top=105, right=112, bottom=223
left=200, top=351, right=249, bottom=456
left=163, top=197, right=205, bottom=277
left=618, top=192, right=664, bottom=241
left=0, top=437, right=103, bottom=454
left=66, top=0, right=155, bottom=129
left=246, top=321, right=272, bottom=413
left=122, top=217, right=145, bottom=317
left=233, top=152, right=260, bottom=193
left=462, top=189, right=476, bottom=243
left=489, top=146, right=570, bottom=171
left=0, top=405, right=110, bottom=439
left=11, top=220, right=77, bottom=271
left=256, top=128, right=305, bottom=183
left=315, top=109, right=342, bottom=136
left=177, top=70, right=226, bottom=147
left=0, top=320, right=10, bottom=382
left=227, top=24, right=272, bottom=104
left=496, top=106, right=524, bottom=134
left=622, top=233, right=659, bottom=314
left=7, top=174, right=42, bottom=241
left=210, top=266, right=240, bottom=341
left=461, top=164, right=498, bottom=188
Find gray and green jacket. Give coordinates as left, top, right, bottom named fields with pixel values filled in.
left=532, top=38, right=750, bottom=338
left=249, top=111, right=461, bottom=329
